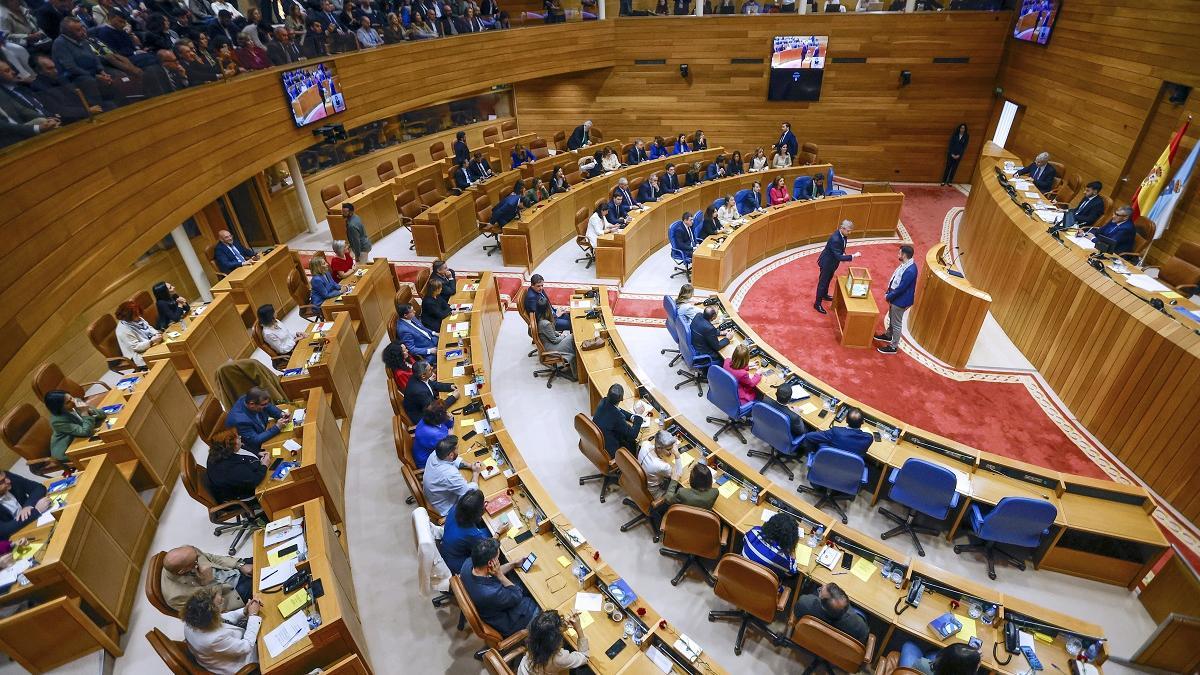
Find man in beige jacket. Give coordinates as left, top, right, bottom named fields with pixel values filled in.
left=161, top=545, right=253, bottom=613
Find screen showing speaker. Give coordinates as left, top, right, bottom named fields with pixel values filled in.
left=282, top=62, right=347, bottom=127
left=768, top=36, right=826, bottom=102
left=1012, top=0, right=1060, bottom=46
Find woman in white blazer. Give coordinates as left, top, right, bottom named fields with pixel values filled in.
left=183, top=587, right=263, bottom=675
left=114, top=300, right=162, bottom=368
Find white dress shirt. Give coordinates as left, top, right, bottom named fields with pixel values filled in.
left=637, top=441, right=673, bottom=492
left=210, top=0, right=244, bottom=17
left=586, top=212, right=608, bottom=248
left=717, top=204, right=740, bottom=226
left=261, top=322, right=297, bottom=354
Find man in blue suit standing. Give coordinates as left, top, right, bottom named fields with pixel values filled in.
left=814, top=220, right=860, bottom=314
left=225, top=386, right=290, bottom=454
left=213, top=229, right=257, bottom=274
left=396, top=303, right=439, bottom=357
left=799, top=406, right=873, bottom=456
left=775, top=121, right=798, bottom=160
left=875, top=244, right=917, bottom=354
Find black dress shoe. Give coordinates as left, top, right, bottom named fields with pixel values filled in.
left=814, top=304, right=827, bottom=314
left=873, top=333, right=890, bottom=342
left=822, top=295, right=834, bottom=301
left=877, top=345, right=898, bottom=354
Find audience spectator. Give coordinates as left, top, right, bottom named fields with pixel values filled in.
left=403, top=359, right=457, bottom=423
left=265, top=27, right=301, bottom=67
left=355, top=14, right=382, bottom=47
left=210, top=0, right=244, bottom=19
left=234, top=32, right=270, bottom=69
left=241, top=6, right=269, bottom=48
left=93, top=11, right=143, bottom=63
left=638, top=429, right=678, bottom=492
left=205, top=428, right=268, bottom=503
left=44, top=389, right=106, bottom=462
left=420, top=277, right=452, bottom=333
left=0, top=470, right=50, bottom=539
left=257, top=303, right=302, bottom=356
left=302, top=19, right=330, bottom=55
left=520, top=610, right=588, bottom=674
left=52, top=16, right=114, bottom=106
left=431, top=6, right=456, bottom=36
left=285, top=3, right=307, bottom=37
left=381, top=11, right=406, bottom=42
left=0, top=60, right=61, bottom=147
left=0, top=0, right=45, bottom=49
left=413, top=398, right=453, bottom=468
left=478, top=0, right=507, bottom=27
left=743, top=511, right=799, bottom=578
left=459, top=5, right=485, bottom=30
left=653, top=0, right=668, bottom=14
left=440, top=489, right=501, bottom=573
left=160, top=545, right=252, bottom=612
left=143, top=47, right=189, bottom=96
left=114, top=299, right=162, bottom=367
left=0, top=30, right=35, bottom=81
left=422, top=435, right=478, bottom=515
left=182, top=587, right=262, bottom=675
left=592, top=384, right=642, bottom=458
left=215, top=40, right=240, bottom=77
left=26, top=53, right=96, bottom=121
left=408, top=12, right=435, bottom=38
left=185, top=33, right=223, bottom=80
left=208, top=9, right=241, bottom=46
left=226, top=386, right=290, bottom=454
left=664, top=461, right=718, bottom=509
left=461, top=538, right=538, bottom=637
left=35, top=0, right=72, bottom=40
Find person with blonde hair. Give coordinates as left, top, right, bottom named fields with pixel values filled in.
left=182, top=587, right=263, bottom=675
left=308, top=256, right=345, bottom=309
left=674, top=283, right=701, bottom=329
left=723, top=343, right=761, bottom=404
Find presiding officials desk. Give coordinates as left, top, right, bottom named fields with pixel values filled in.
left=432, top=275, right=732, bottom=675
left=961, top=145, right=1200, bottom=528
left=211, top=245, right=298, bottom=323
left=568, top=287, right=1112, bottom=672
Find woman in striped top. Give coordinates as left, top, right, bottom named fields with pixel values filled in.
left=742, top=512, right=800, bottom=578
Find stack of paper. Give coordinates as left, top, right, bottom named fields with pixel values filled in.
left=1067, top=235, right=1096, bottom=250
left=0, top=560, right=34, bottom=587
left=574, top=592, right=603, bottom=612
left=259, top=560, right=298, bottom=589
left=264, top=611, right=310, bottom=657
left=1126, top=274, right=1171, bottom=293
left=264, top=517, right=304, bottom=547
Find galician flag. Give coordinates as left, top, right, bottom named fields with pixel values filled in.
left=1130, top=118, right=1190, bottom=221
left=1146, top=132, right=1199, bottom=240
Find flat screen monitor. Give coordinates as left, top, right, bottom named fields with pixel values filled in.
left=768, top=36, right=826, bottom=102
left=282, top=62, right=346, bottom=127
left=1012, top=0, right=1060, bottom=46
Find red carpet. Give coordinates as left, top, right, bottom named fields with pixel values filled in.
left=735, top=186, right=1108, bottom=479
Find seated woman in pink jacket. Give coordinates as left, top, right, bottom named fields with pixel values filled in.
left=723, top=344, right=761, bottom=404
left=768, top=176, right=791, bottom=206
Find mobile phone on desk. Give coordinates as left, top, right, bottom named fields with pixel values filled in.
left=520, top=552, right=537, bottom=573
left=840, top=552, right=854, bottom=570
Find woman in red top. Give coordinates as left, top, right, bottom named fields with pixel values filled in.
left=382, top=339, right=416, bottom=390
left=767, top=176, right=791, bottom=206
left=329, top=240, right=357, bottom=282
left=723, top=343, right=761, bottom=405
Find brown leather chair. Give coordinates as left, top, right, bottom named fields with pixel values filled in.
left=87, top=313, right=136, bottom=373
left=1176, top=240, right=1200, bottom=268
left=179, top=451, right=262, bottom=555
left=483, top=125, right=501, bottom=145
left=450, top=575, right=528, bottom=662
left=1156, top=256, right=1200, bottom=295
left=621, top=142, right=634, bottom=160
left=286, top=270, right=322, bottom=322
left=320, top=184, right=344, bottom=211
left=414, top=268, right=432, bottom=297
left=590, top=127, right=603, bottom=142
left=1118, top=217, right=1156, bottom=265
left=340, top=175, right=361, bottom=198
left=799, top=142, right=819, bottom=165
left=874, top=650, right=927, bottom=675
left=1, top=404, right=64, bottom=477
left=203, top=242, right=226, bottom=280
left=402, top=463, right=442, bottom=524
left=395, top=188, right=425, bottom=250
left=146, top=627, right=258, bottom=675
left=482, top=647, right=518, bottom=674
left=1095, top=194, right=1114, bottom=226
left=387, top=312, right=398, bottom=342
left=788, top=615, right=876, bottom=675
left=377, top=160, right=397, bottom=183
left=501, top=119, right=518, bottom=140
left=31, top=362, right=111, bottom=406
left=707, top=553, right=792, bottom=655
left=252, top=320, right=291, bottom=370
left=529, top=316, right=575, bottom=388
left=575, top=206, right=595, bottom=269
left=615, top=447, right=663, bottom=541
left=396, top=152, right=417, bottom=173
left=144, top=551, right=176, bottom=617
left=553, top=130, right=567, bottom=152
left=393, top=415, right=418, bottom=472
left=476, top=199, right=502, bottom=257
left=193, top=396, right=227, bottom=448
left=429, top=141, right=447, bottom=161
left=417, top=177, right=442, bottom=208
left=395, top=284, right=422, bottom=317
left=574, top=413, right=618, bottom=502
left=128, top=289, right=159, bottom=330
left=659, top=504, right=728, bottom=586
left=1045, top=161, right=1066, bottom=199
left=1054, top=174, right=1082, bottom=207
left=529, top=138, right=549, bottom=160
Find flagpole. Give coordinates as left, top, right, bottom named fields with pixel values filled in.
left=1135, top=114, right=1193, bottom=267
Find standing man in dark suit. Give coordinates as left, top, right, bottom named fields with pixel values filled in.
left=874, top=244, right=917, bottom=354
left=1015, top=151, right=1057, bottom=194
left=941, top=123, right=969, bottom=186
left=814, top=220, right=860, bottom=314
left=689, top=306, right=729, bottom=362
left=661, top=163, right=681, bottom=193
left=0, top=470, right=50, bottom=539
left=213, top=229, right=256, bottom=274
left=403, top=360, right=458, bottom=423
left=567, top=119, right=591, bottom=150
left=1070, top=181, right=1104, bottom=228
left=592, top=384, right=642, bottom=458
left=799, top=406, right=872, bottom=456
left=452, top=130, right=470, bottom=165
left=627, top=138, right=647, bottom=165
left=775, top=121, right=798, bottom=160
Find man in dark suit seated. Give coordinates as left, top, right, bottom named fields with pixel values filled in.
left=661, top=163, right=681, bottom=193
left=27, top=54, right=97, bottom=122
left=799, top=406, right=873, bottom=457
left=1015, top=151, right=1057, bottom=194
left=639, top=173, right=662, bottom=203
left=0, top=61, right=63, bottom=149
left=490, top=181, right=523, bottom=227
left=1091, top=205, right=1137, bottom=254
left=460, top=539, right=538, bottom=638
left=225, top=386, right=290, bottom=454
left=761, top=383, right=808, bottom=438
left=607, top=192, right=631, bottom=226
left=1070, top=181, right=1104, bottom=228
left=793, top=583, right=870, bottom=645
left=0, top=470, right=51, bottom=539
left=403, top=360, right=458, bottom=424
left=452, top=158, right=476, bottom=191
left=592, top=384, right=642, bottom=458
left=689, top=306, right=729, bottom=362
left=266, top=26, right=302, bottom=66
left=627, top=138, right=648, bottom=165
left=469, top=151, right=494, bottom=179
left=396, top=303, right=439, bottom=358
left=213, top=229, right=256, bottom=274
left=523, top=274, right=570, bottom=331
left=567, top=119, right=591, bottom=150
left=142, top=48, right=190, bottom=97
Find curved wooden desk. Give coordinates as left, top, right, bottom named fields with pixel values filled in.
left=908, top=242, right=991, bottom=368
left=960, top=144, right=1200, bottom=525
left=568, top=288, right=1112, bottom=672
left=689, top=188, right=903, bottom=291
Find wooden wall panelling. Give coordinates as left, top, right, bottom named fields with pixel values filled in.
left=515, top=13, right=1011, bottom=183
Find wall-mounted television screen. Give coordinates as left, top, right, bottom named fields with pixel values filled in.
left=768, top=36, right=827, bottom=102
left=282, top=62, right=346, bottom=127
left=1012, top=0, right=1060, bottom=46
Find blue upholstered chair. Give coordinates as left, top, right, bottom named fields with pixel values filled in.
left=711, top=197, right=726, bottom=215
left=674, top=324, right=711, bottom=396
left=747, top=402, right=803, bottom=481
left=661, top=295, right=682, bottom=367
left=797, top=447, right=868, bottom=524
left=793, top=176, right=814, bottom=201
left=878, top=458, right=961, bottom=557
left=734, top=188, right=757, bottom=216
left=953, top=497, right=1058, bottom=579
left=825, top=167, right=847, bottom=197
left=668, top=220, right=692, bottom=280
left=705, top=365, right=754, bottom=443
